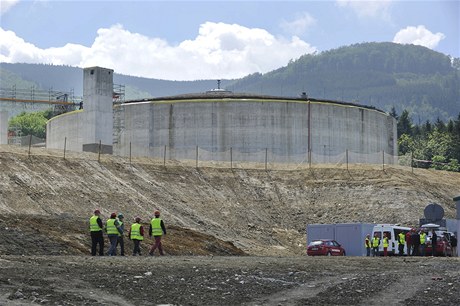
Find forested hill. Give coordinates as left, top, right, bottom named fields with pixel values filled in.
left=230, top=42, right=460, bottom=122
left=1, top=42, right=459, bottom=122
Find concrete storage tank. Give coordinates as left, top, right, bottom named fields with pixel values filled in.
left=113, top=92, right=397, bottom=164
left=46, top=67, right=397, bottom=164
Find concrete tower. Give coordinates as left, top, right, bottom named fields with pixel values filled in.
left=82, top=67, right=114, bottom=153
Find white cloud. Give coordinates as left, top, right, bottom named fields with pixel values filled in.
left=280, top=12, right=316, bottom=36
left=336, top=0, right=392, bottom=19
left=0, top=27, right=88, bottom=64
left=0, top=22, right=316, bottom=80
left=393, top=25, right=445, bottom=50
left=0, top=0, right=20, bottom=15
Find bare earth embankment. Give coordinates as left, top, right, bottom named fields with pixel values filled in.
left=0, top=145, right=459, bottom=305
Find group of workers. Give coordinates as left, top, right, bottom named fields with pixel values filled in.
left=365, top=228, right=458, bottom=257
left=89, top=209, right=167, bottom=256
left=364, top=232, right=392, bottom=257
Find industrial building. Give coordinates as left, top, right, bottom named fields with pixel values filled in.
left=46, top=66, right=397, bottom=164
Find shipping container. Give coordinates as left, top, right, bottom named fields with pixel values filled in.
left=306, top=223, right=375, bottom=256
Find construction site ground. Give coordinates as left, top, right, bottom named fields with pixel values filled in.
left=0, top=145, right=459, bottom=305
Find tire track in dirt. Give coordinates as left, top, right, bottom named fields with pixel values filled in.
left=243, top=274, right=356, bottom=306
left=363, top=271, right=428, bottom=305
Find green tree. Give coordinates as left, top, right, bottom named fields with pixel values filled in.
left=396, top=109, right=459, bottom=172
left=421, top=120, right=432, bottom=137
left=431, top=155, right=446, bottom=170
left=397, top=134, right=414, bottom=155
left=434, top=118, right=445, bottom=132
left=389, top=106, right=398, bottom=119
left=446, top=159, right=460, bottom=172
left=424, top=129, right=453, bottom=160
left=397, top=110, right=413, bottom=137
left=446, top=120, right=454, bottom=133
left=8, top=110, right=52, bottom=139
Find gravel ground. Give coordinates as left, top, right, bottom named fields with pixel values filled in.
left=1, top=256, right=459, bottom=306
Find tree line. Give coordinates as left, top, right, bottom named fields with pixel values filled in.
left=394, top=108, right=460, bottom=172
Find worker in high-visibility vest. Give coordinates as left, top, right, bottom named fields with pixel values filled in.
left=129, top=217, right=144, bottom=256
left=420, top=230, right=427, bottom=256
left=398, top=232, right=406, bottom=256
left=371, top=234, right=380, bottom=257
left=149, top=210, right=167, bottom=256
left=89, top=209, right=104, bottom=256
left=106, top=213, right=122, bottom=256
left=365, top=234, right=371, bottom=256
left=383, top=233, right=389, bottom=257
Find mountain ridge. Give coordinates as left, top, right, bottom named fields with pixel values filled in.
left=1, top=42, right=459, bottom=122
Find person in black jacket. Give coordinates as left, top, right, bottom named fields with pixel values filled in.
left=431, top=230, right=437, bottom=257
left=411, top=230, right=420, bottom=256
left=116, top=213, right=125, bottom=256
left=450, top=235, right=457, bottom=257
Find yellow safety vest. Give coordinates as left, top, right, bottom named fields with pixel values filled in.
left=372, top=237, right=380, bottom=247
left=398, top=233, right=405, bottom=245
left=150, top=218, right=163, bottom=236
left=365, top=238, right=371, bottom=248
left=89, top=215, right=102, bottom=232
left=420, top=233, right=426, bottom=244
left=106, top=219, right=119, bottom=235
left=130, top=223, right=143, bottom=240
left=383, top=237, right=389, bottom=247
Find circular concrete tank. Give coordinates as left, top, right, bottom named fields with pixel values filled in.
left=113, top=92, right=397, bottom=164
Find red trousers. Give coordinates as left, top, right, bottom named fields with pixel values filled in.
left=149, top=236, right=164, bottom=255
left=383, top=247, right=388, bottom=257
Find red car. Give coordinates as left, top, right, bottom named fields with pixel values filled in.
left=426, top=235, right=453, bottom=257
left=307, top=239, right=346, bottom=256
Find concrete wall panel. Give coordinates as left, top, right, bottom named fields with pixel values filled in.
left=113, top=99, right=397, bottom=163
left=0, top=111, right=8, bottom=145
left=46, top=110, right=84, bottom=152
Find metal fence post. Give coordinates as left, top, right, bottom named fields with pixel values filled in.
left=163, top=145, right=166, bottom=167
left=63, top=137, right=67, bottom=160
left=28, top=135, right=32, bottom=157
left=265, top=148, right=268, bottom=170
left=346, top=149, right=348, bottom=171
left=196, top=146, right=198, bottom=168
left=411, top=151, right=414, bottom=173
left=230, top=147, right=233, bottom=169
left=382, top=150, right=385, bottom=171
left=98, top=140, right=101, bottom=162
left=129, top=142, right=132, bottom=165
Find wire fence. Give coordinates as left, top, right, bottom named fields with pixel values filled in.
left=7, top=135, right=45, bottom=147
left=1, top=135, right=416, bottom=172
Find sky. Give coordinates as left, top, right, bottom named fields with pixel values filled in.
left=0, top=0, right=459, bottom=81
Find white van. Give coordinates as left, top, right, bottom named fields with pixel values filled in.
left=371, top=224, right=411, bottom=256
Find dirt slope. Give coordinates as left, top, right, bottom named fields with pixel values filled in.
left=0, top=145, right=459, bottom=256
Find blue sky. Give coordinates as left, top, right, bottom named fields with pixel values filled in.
left=1, top=0, right=459, bottom=80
